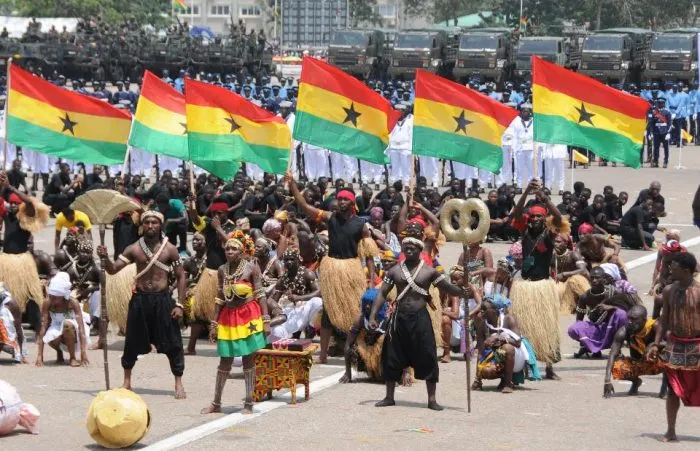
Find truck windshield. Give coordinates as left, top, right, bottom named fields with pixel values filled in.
left=330, top=31, right=367, bottom=46
left=396, top=33, right=431, bottom=49
left=652, top=36, right=692, bottom=52
left=517, top=40, right=557, bottom=55
left=584, top=35, right=622, bottom=51
left=460, top=35, right=497, bottom=50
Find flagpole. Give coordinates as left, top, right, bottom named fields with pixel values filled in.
left=570, top=148, right=574, bottom=193
left=676, top=123, right=687, bottom=170
left=3, top=57, right=12, bottom=170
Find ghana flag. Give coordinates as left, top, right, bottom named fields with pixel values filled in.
left=185, top=78, right=291, bottom=174
left=293, top=56, right=400, bottom=165
left=7, top=64, right=130, bottom=164
left=129, top=71, right=238, bottom=180
left=216, top=300, right=267, bottom=357
left=413, top=70, right=518, bottom=174
left=532, top=56, right=648, bottom=168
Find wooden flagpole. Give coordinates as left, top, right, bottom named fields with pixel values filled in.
left=3, top=57, right=12, bottom=170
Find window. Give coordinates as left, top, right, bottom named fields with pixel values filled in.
left=178, top=3, right=200, bottom=16
left=210, top=4, right=230, bottom=16
left=240, top=5, right=261, bottom=17
left=375, top=4, right=396, bottom=18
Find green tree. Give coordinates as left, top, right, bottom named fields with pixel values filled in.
left=348, top=0, right=382, bottom=26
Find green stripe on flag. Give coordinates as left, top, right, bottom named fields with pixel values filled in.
left=8, top=116, right=126, bottom=165
left=128, top=120, right=189, bottom=160
left=188, top=132, right=289, bottom=175
left=534, top=113, right=641, bottom=169
left=293, top=110, right=389, bottom=165
left=217, top=332, right=267, bottom=357
left=412, top=125, right=503, bottom=174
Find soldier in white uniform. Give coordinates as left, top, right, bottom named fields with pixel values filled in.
left=542, top=142, right=568, bottom=194
left=498, top=109, right=517, bottom=187
left=387, top=104, right=413, bottom=185
left=280, top=101, right=301, bottom=179
left=303, top=143, right=330, bottom=181
left=512, top=103, right=534, bottom=189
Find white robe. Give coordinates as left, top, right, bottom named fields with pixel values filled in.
left=511, top=117, right=535, bottom=187
left=387, top=115, right=413, bottom=184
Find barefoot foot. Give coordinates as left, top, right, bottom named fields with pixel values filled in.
left=428, top=401, right=444, bottom=411
left=242, top=403, right=254, bottom=414
left=200, top=403, right=221, bottom=414
left=89, top=342, right=104, bottom=351
left=338, top=373, right=352, bottom=384
left=69, top=358, right=80, bottom=367
left=658, top=432, right=678, bottom=442
left=439, top=355, right=451, bottom=363
left=375, top=398, right=395, bottom=407
left=174, top=383, right=187, bottom=399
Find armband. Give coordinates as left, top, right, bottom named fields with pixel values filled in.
left=118, top=254, right=132, bottom=264
left=575, top=306, right=587, bottom=314
left=174, top=302, right=184, bottom=310
left=432, top=274, right=446, bottom=286
left=382, top=275, right=393, bottom=286
left=171, top=258, right=183, bottom=268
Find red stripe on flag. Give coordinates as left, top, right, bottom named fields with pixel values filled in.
left=140, top=70, right=185, bottom=113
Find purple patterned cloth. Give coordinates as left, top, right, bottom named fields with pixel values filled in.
left=567, top=308, right=628, bottom=353
left=614, top=279, right=637, bottom=294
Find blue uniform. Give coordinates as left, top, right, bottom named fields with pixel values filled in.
left=651, top=107, right=672, bottom=166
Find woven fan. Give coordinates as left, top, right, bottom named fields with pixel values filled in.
left=70, top=188, right=141, bottom=391
left=71, top=189, right=141, bottom=225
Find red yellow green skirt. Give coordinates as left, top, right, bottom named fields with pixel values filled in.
left=217, top=300, right=267, bottom=357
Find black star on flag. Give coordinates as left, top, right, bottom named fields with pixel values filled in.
left=59, top=112, right=78, bottom=136
left=453, top=110, right=473, bottom=135
left=180, top=122, right=187, bottom=135
left=225, top=116, right=241, bottom=133
left=575, top=103, right=596, bottom=126
left=248, top=322, right=258, bottom=333
left=342, top=102, right=362, bottom=127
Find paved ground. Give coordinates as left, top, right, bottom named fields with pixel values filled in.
left=2, top=149, right=700, bottom=450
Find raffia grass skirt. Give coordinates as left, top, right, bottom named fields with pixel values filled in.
left=556, top=275, right=590, bottom=315
left=0, top=253, right=43, bottom=312
left=319, top=256, right=364, bottom=333
left=106, top=263, right=136, bottom=331
left=357, top=331, right=385, bottom=381
left=192, top=269, right=219, bottom=322
left=427, top=285, right=443, bottom=348
left=510, top=278, right=561, bottom=364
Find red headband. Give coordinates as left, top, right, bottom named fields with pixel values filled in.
left=578, top=223, right=594, bottom=235
left=8, top=193, right=23, bottom=204
left=408, top=216, right=428, bottom=229
left=529, top=206, right=547, bottom=216
left=209, top=202, right=229, bottom=214
left=336, top=190, right=356, bottom=213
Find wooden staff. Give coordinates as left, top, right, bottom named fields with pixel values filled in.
left=464, top=245, right=472, bottom=414
left=2, top=57, right=12, bottom=170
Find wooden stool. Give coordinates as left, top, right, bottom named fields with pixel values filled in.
left=253, top=345, right=318, bottom=404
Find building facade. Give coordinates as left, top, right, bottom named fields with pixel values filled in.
left=281, top=0, right=349, bottom=48
left=176, top=0, right=265, bottom=35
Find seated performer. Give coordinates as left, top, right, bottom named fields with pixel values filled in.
left=66, top=239, right=101, bottom=337
left=568, top=267, right=638, bottom=359
left=553, top=233, right=590, bottom=314
left=269, top=248, right=323, bottom=340
left=0, top=284, right=25, bottom=363
left=577, top=225, right=624, bottom=276
left=201, top=236, right=269, bottom=415
left=603, top=305, right=663, bottom=398
left=474, top=294, right=540, bottom=393
left=184, top=232, right=209, bottom=355
left=97, top=211, right=187, bottom=399
left=35, top=272, right=90, bottom=368
left=369, top=237, right=470, bottom=411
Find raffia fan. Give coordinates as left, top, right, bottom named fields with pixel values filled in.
left=71, top=189, right=142, bottom=225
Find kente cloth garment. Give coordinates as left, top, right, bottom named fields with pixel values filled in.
left=567, top=308, right=628, bottom=353
left=382, top=307, right=438, bottom=383
left=216, top=281, right=267, bottom=357
left=612, top=357, right=663, bottom=381
left=662, top=335, right=700, bottom=406
left=121, top=291, right=184, bottom=376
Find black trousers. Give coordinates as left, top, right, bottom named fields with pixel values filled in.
left=653, top=135, right=669, bottom=165
left=122, top=291, right=185, bottom=376
left=382, top=307, right=439, bottom=383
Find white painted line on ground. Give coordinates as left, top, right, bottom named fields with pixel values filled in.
left=143, top=233, right=700, bottom=450
left=143, top=370, right=345, bottom=451
left=625, top=236, right=700, bottom=270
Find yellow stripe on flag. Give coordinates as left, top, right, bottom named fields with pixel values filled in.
left=414, top=98, right=506, bottom=147
left=682, top=129, right=693, bottom=143
left=133, top=95, right=187, bottom=136
left=186, top=104, right=291, bottom=149
left=296, top=82, right=390, bottom=143
left=533, top=85, right=645, bottom=144
left=573, top=150, right=589, bottom=164
left=217, top=318, right=264, bottom=341
left=9, top=89, right=130, bottom=144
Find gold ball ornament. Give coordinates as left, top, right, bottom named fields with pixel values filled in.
left=86, top=388, right=151, bottom=449
left=439, top=198, right=490, bottom=244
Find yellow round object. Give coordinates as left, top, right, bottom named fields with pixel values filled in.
left=439, top=198, right=490, bottom=244
left=86, top=388, right=150, bottom=449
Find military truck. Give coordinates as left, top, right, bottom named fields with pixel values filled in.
left=454, top=28, right=514, bottom=85
left=579, top=28, right=653, bottom=84
left=389, top=29, right=458, bottom=79
left=327, top=29, right=387, bottom=80
left=514, top=36, right=581, bottom=81
left=645, top=29, right=699, bottom=84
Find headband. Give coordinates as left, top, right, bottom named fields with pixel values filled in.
left=408, top=216, right=428, bottom=229
left=402, top=237, right=425, bottom=250
left=273, top=210, right=289, bottom=221
left=77, top=239, right=93, bottom=253
left=7, top=193, right=23, bottom=204
left=48, top=272, right=72, bottom=300
left=209, top=202, right=229, bottom=214
left=600, top=263, right=621, bottom=282
left=283, top=247, right=301, bottom=261
left=225, top=238, right=244, bottom=250
left=336, top=189, right=357, bottom=214
left=141, top=210, right=164, bottom=224
left=528, top=205, right=548, bottom=216
left=578, top=223, right=594, bottom=235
